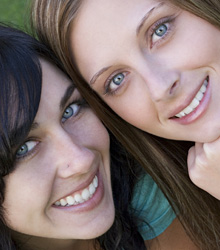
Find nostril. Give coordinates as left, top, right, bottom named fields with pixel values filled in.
left=169, top=81, right=178, bottom=95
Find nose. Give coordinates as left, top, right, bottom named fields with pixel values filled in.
left=52, top=129, right=95, bottom=179
left=141, top=59, right=180, bottom=102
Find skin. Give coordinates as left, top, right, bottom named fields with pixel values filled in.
left=147, top=218, right=199, bottom=250
left=1, top=59, right=198, bottom=250
left=3, top=60, right=114, bottom=250
left=71, top=0, right=220, bottom=144
left=70, top=0, right=220, bottom=199
left=187, top=138, right=220, bottom=199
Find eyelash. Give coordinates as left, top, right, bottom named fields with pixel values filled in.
left=104, top=71, right=128, bottom=96
left=148, top=15, right=176, bottom=48
left=61, top=98, right=88, bottom=123
left=15, top=139, right=39, bottom=161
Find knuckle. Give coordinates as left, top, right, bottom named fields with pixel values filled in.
left=194, top=155, right=207, bottom=169
left=188, top=157, right=208, bottom=185
left=188, top=168, right=202, bottom=186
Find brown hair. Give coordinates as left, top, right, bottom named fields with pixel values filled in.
left=31, top=1, right=220, bottom=249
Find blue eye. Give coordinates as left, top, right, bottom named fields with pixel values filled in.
left=16, top=141, right=38, bottom=159
left=113, top=73, right=124, bottom=85
left=155, top=24, right=168, bottom=37
left=62, top=103, right=80, bottom=122
left=151, top=21, right=171, bottom=45
left=108, top=73, right=125, bottom=93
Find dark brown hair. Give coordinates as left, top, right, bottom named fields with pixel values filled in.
left=0, top=23, right=148, bottom=250
left=31, top=1, right=220, bottom=249
left=0, top=23, right=43, bottom=250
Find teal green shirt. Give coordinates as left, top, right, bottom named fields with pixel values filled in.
left=131, top=174, right=176, bottom=240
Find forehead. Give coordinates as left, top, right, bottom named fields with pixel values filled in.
left=35, top=60, right=72, bottom=121
left=71, top=0, right=162, bottom=76
left=74, top=0, right=162, bottom=30
left=40, top=59, right=71, bottom=97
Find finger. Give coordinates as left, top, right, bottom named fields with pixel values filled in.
left=187, top=146, right=196, bottom=170
left=187, top=143, right=206, bottom=185
left=187, top=143, right=203, bottom=170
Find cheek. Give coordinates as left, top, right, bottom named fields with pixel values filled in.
left=3, top=168, right=50, bottom=231
left=3, top=175, right=36, bottom=230
left=66, top=111, right=110, bottom=154
left=170, top=17, right=220, bottom=67
left=89, top=117, right=110, bottom=153
left=106, top=83, right=156, bottom=129
left=186, top=34, right=220, bottom=65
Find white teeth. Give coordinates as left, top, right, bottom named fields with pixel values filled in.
left=93, top=176, right=98, bottom=188
left=175, top=78, right=208, bottom=118
left=89, top=183, right=96, bottom=195
left=66, top=196, right=75, bottom=205
left=74, top=193, right=83, bottom=203
left=195, top=91, right=203, bottom=101
left=190, top=98, right=200, bottom=109
left=200, top=84, right=207, bottom=93
left=55, top=201, right=61, bottom=206
left=81, top=188, right=90, bottom=201
left=60, top=199, right=67, bottom=206
left=55, top=175, right=98, bottom=207
left=179, top=111, right=185, bottom=117
left=183, top=105, right=193, bottom=115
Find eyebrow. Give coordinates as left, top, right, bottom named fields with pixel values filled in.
left=30, top=122, right=39, bottom=131
left=30, top=122, right=39, bottom=130
left=90, top=66, right=111, bottom=85
left=136, top=2, right=165, bottom=35
left=30, top=84, right=75, bottom=132
left=89, top=2, right=165, bottom=86
left=60, top=84, right=75, bottom=110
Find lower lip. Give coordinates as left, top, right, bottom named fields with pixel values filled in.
left=52, top=171, right=104, bottom=213
left=171, top=81, right=211, bottom=125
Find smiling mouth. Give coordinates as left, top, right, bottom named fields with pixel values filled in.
left=54, top=175, right=98, bottom=207
left=174, top=77, right=208, bottom=118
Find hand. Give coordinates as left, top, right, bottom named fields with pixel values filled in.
left=188, top=137, right=220, bottom=200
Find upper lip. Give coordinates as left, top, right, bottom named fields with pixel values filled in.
left=168, top=76, right=208, bottom=119
left=52, top=168, right=99, bottom=205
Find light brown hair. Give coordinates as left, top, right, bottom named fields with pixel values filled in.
left=31, top=1, right=220, bottom=249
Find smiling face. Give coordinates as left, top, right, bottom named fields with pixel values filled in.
left=71, top=0, right=220, bottom=143
left=3, top=60, right=114, bottom=246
